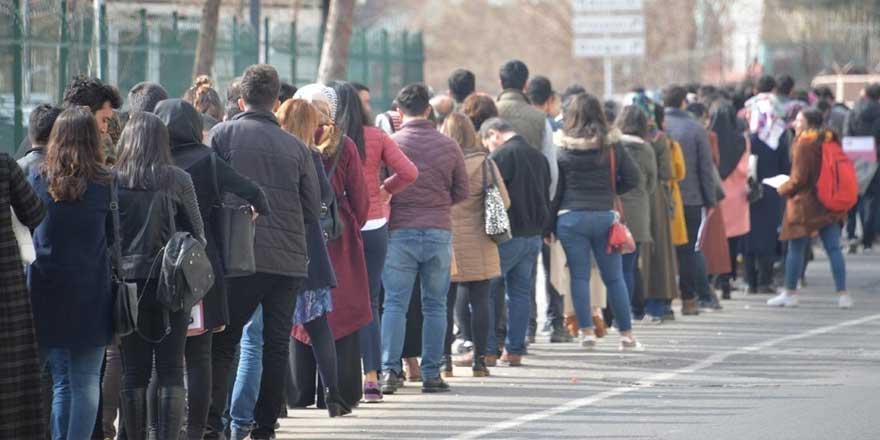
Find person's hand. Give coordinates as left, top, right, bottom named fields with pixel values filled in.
left=250, top=206, right=260, bottom=222
left=379, top=186, right=392, bottom=204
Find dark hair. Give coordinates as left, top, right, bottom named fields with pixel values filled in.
left=499, top=60, right=529, bottom=91
left=478, top=117, right=515, bottom=139
left=866, top=83, right=880, bottom=101
left=816, top=99, right=832, bottom=114
left=777, top=75, right=795, bottom=96
left=461, top=94, right=498, bottom=131
left=792, top=88, right=810, bottom=103
left=686, top=102, right=708, bottom=119
left=328, top=81, right=366, bottom=159
left=350, top=82, right=369, bottom=93
left=43, top=107, right=110, bottom=201
left=653, top=101, right=665, bottom=128
left=395, top=83, right=431, bottom=117
left=616, top=105, right=649, bottom=139
left=698, top=85, right=719, bottom=102
left=183, top=76, right=224, bottom=121
left=28, top=104, right=63, bottom=146
left=127, top=82, right=168, bottom=113
left=526, top=76, right=554, bottom=106
left=225, top=77, right=243, bottom=120
left=279, top=82, right=298, bottom=103
left=662, top=85, right=688, bottom=108
left=603, top=100, right=619, bottom=125
left=756, top=75, right=777, bottom=93
left=564, top=93, right=609, bottom=149
left=800, top=107, right=825, bottom=129
left=685, top=83, right=700, bottom=94
left=814, top=86, right=835, bottom=101
left=239, top=64, right=280, bottom=111
left=448, top=69, right=476, bottom=103
left=114, top=112, right=174, bottom=190
left=63, top=76, right=122, bottom=112
left=561, top=84, right=587, bottom=109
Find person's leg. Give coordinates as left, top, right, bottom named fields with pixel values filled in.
left=466, top=281, right=491, bottom=361
left=454, top=287, right=473, bottom=343
left=819, top=224, right=848, bottom=293
left=847, top=199, right=860, bottom=240
left=102, top=341, right=123, bottom=439
left=288, top=337, right=318, bottom=408
left=588, top=214, right=634, bottom=335
left=229, top=306, right=264, bottom=433
left=444, top=283, right=457, bottom=358
left=359, top=226, right=388, bottom=382
left=303, top=315, right=349, bottom=415
left=380, top=230, right=420, bottom=377
left=401, top=277, right=423, bottom=361
left=528, top=262, right=539, bottom=342
left=542, top=243, right=565, bottom=333
left=185, top=331, right=213, bottom=440
left=418, top=229, right=454, bottom=381
left=65, top=346, right=105, bottom=440
left=152, top=308, right=189, bottom=440
left=120, top=330, right=155, bottom=440
left=557, top=213, right=594, bottom=331
left=43, top=348, right=71, bottom=440
left=783, top=237, right=808, bottom=292
left=864, top=193, right=879, bottom=249
left=758, top=255, right=776, bottom=288
left=486, top=277, right=502, bottom=358
left=251, top=276, right=301, bottom=438
left=621, top=245, right=639, bottom=307
left=503, top=236, right=542, bottom=356
left=333, top=332, right=363, bottom=406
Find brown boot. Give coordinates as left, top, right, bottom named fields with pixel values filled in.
left=564, top=314, right=579, bottom=337
left=592, top=315, right=607, bottom=338
left=682, top=299, right=700, bottom=316
left=500, top=352, right=522, bottom=366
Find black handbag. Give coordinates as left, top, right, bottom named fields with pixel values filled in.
left=747, top=176, right=765, bottom=204
left=321, top=145, right=346, bottom=241
left=211, top=154, right=257, bottom=277
left=109, top=178, right=138, bottom=337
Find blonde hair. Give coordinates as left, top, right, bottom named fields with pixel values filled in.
left=441, top=112, right=480, bottom=151
left=277, top=99, right=319, bottom=148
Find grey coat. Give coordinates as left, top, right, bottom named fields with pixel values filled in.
left=619, top=135, right=657, bottom=243
left=663, top=108, right=717, bottom=208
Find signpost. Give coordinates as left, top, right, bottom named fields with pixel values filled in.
left=571, top=0, right=645, bottom=98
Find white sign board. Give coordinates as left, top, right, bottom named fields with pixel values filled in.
left=572, top=0, right=642, bottom=13
left=574, top=37, right=645, bottom=58
left=572, top=15, right=644, bottom=35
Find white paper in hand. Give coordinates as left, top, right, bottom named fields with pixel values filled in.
left=762, top=174, right=790, bottom=189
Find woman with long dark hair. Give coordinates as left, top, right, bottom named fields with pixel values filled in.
left=114, top=111, right=204, bottom=440
left=27, top=107, right=111, bottom=440
left=551, top=93, right=645, bottom=351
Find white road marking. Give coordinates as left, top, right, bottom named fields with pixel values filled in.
left=449, top=313, right=880, bottom=440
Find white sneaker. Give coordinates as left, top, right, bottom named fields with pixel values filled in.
left=838, top=293, right=854, bottom=309
left=619, top=336, right=645, bottom=352
left=767, top=292, right=799, bottom=307
left=580, top=333, right=597, bottom=349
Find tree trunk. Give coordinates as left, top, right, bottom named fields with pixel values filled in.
left=316, top=0, right=355, bottom=83
left=193, top=0, right=221, bottom=78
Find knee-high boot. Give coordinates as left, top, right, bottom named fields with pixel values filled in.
left=156, top=386, right=187, bottom=440
left=121, top=388, right=147, bottom=440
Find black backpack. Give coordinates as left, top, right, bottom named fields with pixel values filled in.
left=157, top=230, right=214, bottom=313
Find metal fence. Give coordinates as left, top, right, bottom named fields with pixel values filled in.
left=0, top=0, right=424, bottom=153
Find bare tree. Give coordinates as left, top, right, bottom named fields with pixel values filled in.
left=193, top=0, right=221, bottom=77
left=317, top=0, right=355, bottom=83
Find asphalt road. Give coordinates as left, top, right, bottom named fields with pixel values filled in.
left=276, top=252, right=880, bottom=440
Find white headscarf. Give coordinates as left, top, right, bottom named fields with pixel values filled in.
left=294, top=84, right=338, bottom=123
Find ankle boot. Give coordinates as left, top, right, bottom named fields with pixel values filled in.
left=324, top=387, right=352, bottom=418
left=157, top=386, right=187, bottom=440
left=121, top=388, right=148, bottom=440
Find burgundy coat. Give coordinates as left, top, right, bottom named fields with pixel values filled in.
left=293, top=137, right=371, bottom=342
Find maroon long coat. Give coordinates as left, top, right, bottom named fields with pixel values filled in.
left=702, top=132, right=732, bottom=275
left=293, top=137, right=371, bottom=342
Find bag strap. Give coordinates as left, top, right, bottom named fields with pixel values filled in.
left=209, top=152, right=221, bottom=205
left=109, top=176, right=125, bottom=281
left=608, top=145, right=626, bottom=223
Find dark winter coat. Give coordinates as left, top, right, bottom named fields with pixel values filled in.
left=491, top=135, right=552, bottom=237
left=664, top=107, right=718, bottom=208
left=745, top=133, right=791, bottom=255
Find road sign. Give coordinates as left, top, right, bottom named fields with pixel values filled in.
left=574, top=37, right=645, bottom=58
left=572, top=0, right=642, bottom=13
left=572, top=14, right=644, bottom=35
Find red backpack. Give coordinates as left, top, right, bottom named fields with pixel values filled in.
left=816, top=137, right=858, bottom=213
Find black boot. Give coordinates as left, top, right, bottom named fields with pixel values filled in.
left=157, top=386, right=187, bottom=440
left=121, top=388, right=148, bottom=440
left=325, top=387, right=351, bottom=418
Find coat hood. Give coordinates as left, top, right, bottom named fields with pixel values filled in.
left=556, top=128, right=621, bottom=151
left=154, top=99, right=203, bottom=147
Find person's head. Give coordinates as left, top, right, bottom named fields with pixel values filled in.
left=563, top=93, right=609, bottom=148
left=293, top=83, right=338, bottom=125
left=28, top=104, right=63, bottom=147
left=127, top=82, right=168, bottom=113
left=499, top=59, right=529, bottom=91
left=561, top=84, right=587, bottom=110
left=440, top=112, right=481, bottom=152
left=815, top=86, right=835, bottom=102
left=794, top=107, right=824, bottom=136
left=328, top=80, right=367, bottom=158
left=603, top=100, right=619, bottom=125
left=351, top=82, right=372, bottom=123
left=461, top=93, right=498, bottom=131
left=238, top=64, right=281, bottom=112
left=430, top=95, right=455, bottom=126
left=395, top=83, right=432, bottom=119
left=277, top=99, right=320, bottom=149
left=62, top=75, right=122, bottom=134
left=662, top=85, right=688, bottom=109
left=279, top=82, right=298, bottom=104
left=447, top=69, right=476, bottom=103
left=526, top=76, right=560, bottom=117
left=776, top=75, right=795, bottom=97
left=183, top=75, right=224, bottom=122
left=479, top=118, right=516, bottom=152
left=616, top=105, right=649, bottom=140
left=225, top=77, right=243, bottom=120
left=864, top=83, right=880, bottom=101
left=114, top=111, right=173, bottom=190
left=755, top=75, right=777, bottom=94
left=815, top=99, right=832, bottom=119
left=686, top=102, right=709, bottom=125
left=792, top=88, right=810, bottom=103
left=698, top=85, right=719, bottom=102
left=42, top=107, right=109, bottom=201
left=154, top=99, right=204, bottom=146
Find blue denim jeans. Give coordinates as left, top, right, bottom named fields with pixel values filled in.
left=621, top=244, right=640, bottom=304
left=556, top=210, right=634, bottom=333
left=488, top=236, right=542, bottom=356
left=360, top=225, right=388, bottom=374
left=381, top=229, right=452, bottom=379
left=230, top=305, right=263, bottom=430
left=41, top=345, right=105, bottom=440
left=785, top=224, right=846, bottom=292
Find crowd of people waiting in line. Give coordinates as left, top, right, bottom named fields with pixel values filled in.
left=0, top=58, right=872, bottom=440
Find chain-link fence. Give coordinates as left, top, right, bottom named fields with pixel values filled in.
left=0, top=0, right=424, bottom=152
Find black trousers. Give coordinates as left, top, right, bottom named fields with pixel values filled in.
left=445, top=281, right=491, bottom=359
left=744, top=253, right=775, bottom=289
left=402, top=277, right=423, bottom=359
left=675, top=205, right=712, bottom=302
left=541, top=243, right=564, bottom=329
left=289, top=331, right=361, bottom=408
left=184, top=331, right=213, bottom=440
left=207, top=273, right=303, bottom=438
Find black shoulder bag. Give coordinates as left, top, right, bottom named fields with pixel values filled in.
left=210, top=153, right=257, bottom=277
left=109, top=178, right=138, bottom=337
left=321, top=145, right=346, bottom=241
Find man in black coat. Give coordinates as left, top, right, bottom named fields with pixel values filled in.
left=206, top=64, right=320, bottom=440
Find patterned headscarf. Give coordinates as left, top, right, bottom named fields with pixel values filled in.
left=744, top=92, right=786, bottom=150
left=623, top=91, right=659, bottom=136
left=294, top=84, right=338, bottom=123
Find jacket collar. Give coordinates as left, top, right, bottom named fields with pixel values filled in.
left=664, top=107, right=689, bottom=118
left=557, top=134, right=601, bottom=151
left=232, top=109, right=280, bottom=127
left=497, top=89, right=531, bottom=105
left=399, top=118, right=436, bottom=131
